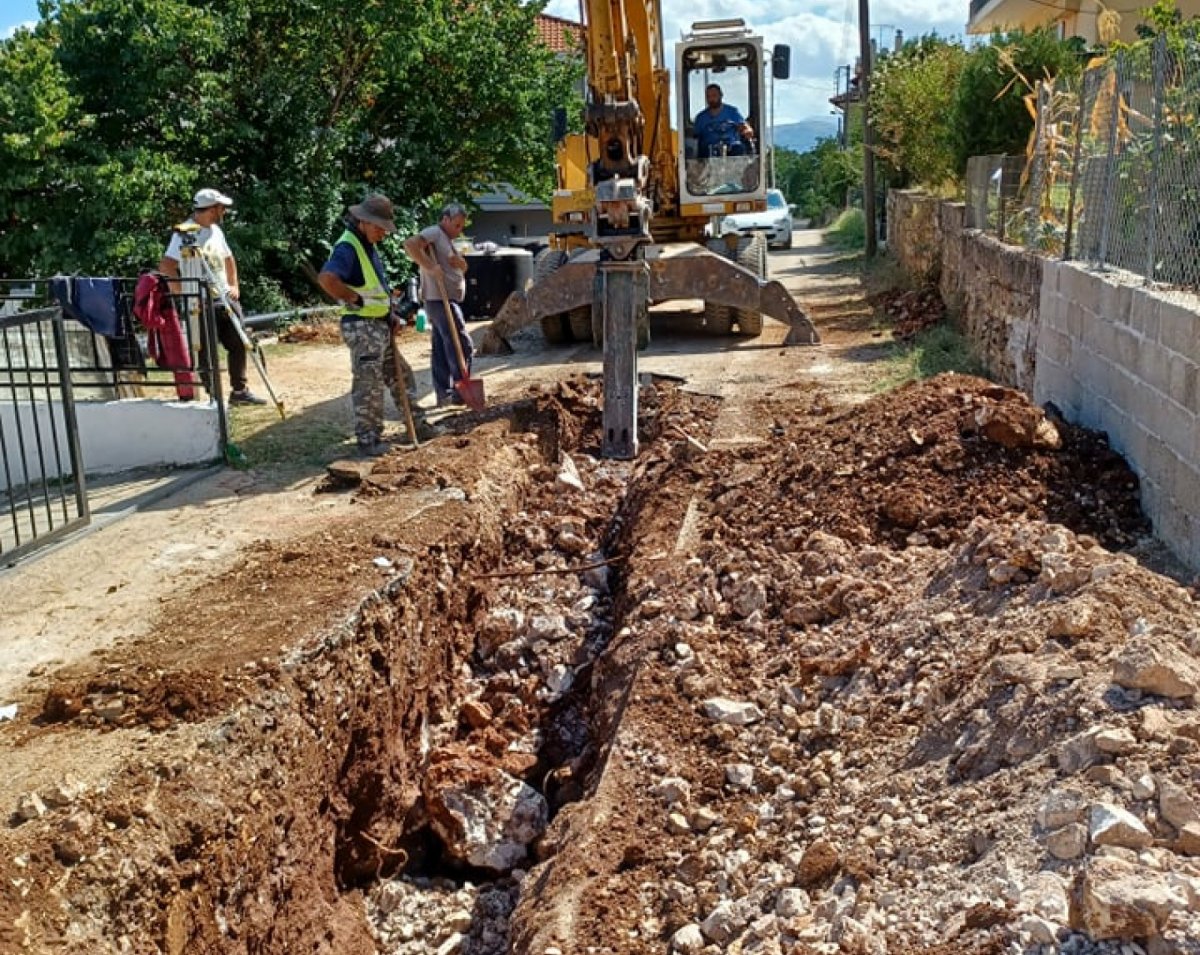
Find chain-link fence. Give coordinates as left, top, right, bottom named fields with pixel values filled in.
left=964, top=155, right=1026, bottom=241
left=972, top=32, right=1200, bottom=293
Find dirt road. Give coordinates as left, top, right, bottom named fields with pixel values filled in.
left=2, top=231, right=1197, bottom=955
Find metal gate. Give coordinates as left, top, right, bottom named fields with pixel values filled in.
left=0, top=306, right=90, bottom=565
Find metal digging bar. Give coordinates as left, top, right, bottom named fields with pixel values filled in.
left=175, top=225, right=286, bottom=419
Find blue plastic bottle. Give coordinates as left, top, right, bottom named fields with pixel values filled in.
left=415, top=308, right=427, bottom=332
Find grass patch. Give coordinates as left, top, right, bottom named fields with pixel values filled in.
left=225, top=344, right=353, bottom=470
left=825, top=208, right=865, bottom=251
left=228, top=409, right=349, bottom=470
left=879, top=322, right=985, bottom=391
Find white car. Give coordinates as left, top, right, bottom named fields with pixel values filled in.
left=718, top=188, right=794, bottom=249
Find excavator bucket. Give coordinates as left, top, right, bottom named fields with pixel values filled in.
left=478, top=244, right=818, bottom=355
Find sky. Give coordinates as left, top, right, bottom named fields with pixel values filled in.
left=0, top=0, right=37, bottom=38
left=0, top=0, right=969, bottom=123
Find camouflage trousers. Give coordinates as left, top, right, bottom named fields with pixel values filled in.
left=341, top=318, right=423, bottom=443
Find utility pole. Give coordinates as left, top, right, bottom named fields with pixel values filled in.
left=770, top=62, right=777, bottom=188
left=858, top=0, right=877, bottom=257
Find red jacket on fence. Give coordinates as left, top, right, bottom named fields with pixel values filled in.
left=133, top=272, right=196, bottom=400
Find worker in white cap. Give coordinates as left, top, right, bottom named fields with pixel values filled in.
left=157, top=187, right=267, bottom=405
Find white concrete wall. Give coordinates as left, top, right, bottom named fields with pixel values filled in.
left=1035, top=261, right=1200, bottom=569
left=0, top=399, right=221, bottom=491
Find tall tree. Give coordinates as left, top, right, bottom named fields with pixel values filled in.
left=0, top=0, right=582, bottom=307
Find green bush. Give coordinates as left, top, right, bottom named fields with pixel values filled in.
left=239, top=276, right=292, bottom=316
left=950, top=28, right=1084, bottom=173
left=870, top=36, right=968, bottom=189
left=826, top=208, right=865, bottom=250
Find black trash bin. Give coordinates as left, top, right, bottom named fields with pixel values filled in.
left=462, top=248, right=534, bottom=321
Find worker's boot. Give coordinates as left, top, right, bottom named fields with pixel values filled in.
left=357, top=434, right=391, bottom=458
left=413, top=418, right=443, bottom=442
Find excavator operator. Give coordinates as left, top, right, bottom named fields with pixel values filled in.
left=694, top=83, right=755, bottom=158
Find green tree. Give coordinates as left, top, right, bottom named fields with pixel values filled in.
left=869, top=35, right=967, bottom=189
left=0, top=0, right=583, bottom=308
left=776, top=138, right=860, bottom=222
left=950, top=28, right=1083, bottom=173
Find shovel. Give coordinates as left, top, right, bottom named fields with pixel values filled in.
left=391, top=328, right=421, bottom=448
left=430, top=263, right=485, bottom=411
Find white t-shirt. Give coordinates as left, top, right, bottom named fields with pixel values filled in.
left=163, top=220, right=233, bottom=296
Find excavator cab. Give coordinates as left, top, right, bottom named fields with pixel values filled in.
left=677, top=20, right=767, bottom=217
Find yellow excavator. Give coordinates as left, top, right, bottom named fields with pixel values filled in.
left=481, top=5, right=819, bottom=457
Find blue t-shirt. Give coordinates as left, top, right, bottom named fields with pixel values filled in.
left=695, top=103, right=745, bottom=152
left=321, top=229, right=391, bottom=298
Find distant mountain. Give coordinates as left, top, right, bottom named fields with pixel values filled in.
left=771, top=117, right=840, bottom=154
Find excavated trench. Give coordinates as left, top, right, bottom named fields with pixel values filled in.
left=344, top=383, right=711, bottom=955
left=6, top=379, right=715, bottom=955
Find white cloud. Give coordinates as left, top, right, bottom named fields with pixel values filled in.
left=540, top=0, right=965, bottom=124
left=2, top=20, right=36, bottom=39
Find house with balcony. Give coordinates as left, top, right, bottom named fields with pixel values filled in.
left=967, top=0, right=1200, bottom=44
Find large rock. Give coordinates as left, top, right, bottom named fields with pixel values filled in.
left=1159, top=780, right=1200, bottom=830
left=1076, top=857, right=1190, bottom=940
left=797, top=838, right=840, bottom=886
left=671, top=924, right=705, bottom=954
left=700, top=901, right=743, bottom=944
left=1039, top=789, right=1087, bottom=830
left=1046, top=823, right=1088, bottom=860
left=1095, top=727, right=1138, bottom=755
left=1089, top=803, right=1153, bottom=850
left=1113, top=640, right=1200, bottom=699
left=974, top=396, right=1062, bottom=450
left=702, top=697, right=764, bottom=726
left=423, top=751, right=548, bottom=873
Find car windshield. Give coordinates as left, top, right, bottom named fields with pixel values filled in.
left=767, top=191, right=785, bottom=209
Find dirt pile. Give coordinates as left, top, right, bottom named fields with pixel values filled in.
left=759, top=374, right=1148, bottom=551
left=873, top=286, right=947, bottom=341
left=512, top=376, right=1199, bottom=955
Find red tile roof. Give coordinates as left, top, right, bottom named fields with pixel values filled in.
left=535, top=13, right=584, bottom=54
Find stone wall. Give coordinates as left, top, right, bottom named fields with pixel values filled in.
left=888, top=191, right=1042, bottom=391
left=888, top=187, right=1200, bottom=571
left=1035, top=264, right=1200, bottom=569
left=886, top=190, right=942, bottom=284
left=938, top=203, right=967, bottom=313
left=958, top=233, right=1043, bottom=393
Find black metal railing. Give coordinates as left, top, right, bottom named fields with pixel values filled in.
left=0, top=275, right=229, bottom=563
left=0, top=307, right=90, bottom=564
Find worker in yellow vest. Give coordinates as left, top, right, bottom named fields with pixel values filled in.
left=318, top=194, right=439, bottom=457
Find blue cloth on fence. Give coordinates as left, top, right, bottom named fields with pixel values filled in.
left=74, top=278, right=123, bottom=338
left=49, top=275, right=146, bottom=372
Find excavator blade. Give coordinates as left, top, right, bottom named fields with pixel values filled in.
left=477, top=243, right=819, bottom=353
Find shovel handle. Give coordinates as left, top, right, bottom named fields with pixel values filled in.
left=430, top=262, right=471, bottom=381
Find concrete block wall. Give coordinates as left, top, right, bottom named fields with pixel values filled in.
left=1035, top=262, right=1200, bottom=569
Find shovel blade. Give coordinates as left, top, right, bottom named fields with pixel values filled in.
left=455, top=377, right=486, bottom=412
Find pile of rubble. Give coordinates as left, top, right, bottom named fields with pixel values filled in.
left=509, top=376, right=1199, bottom=955
left=873, top=285, right=948, bottom=341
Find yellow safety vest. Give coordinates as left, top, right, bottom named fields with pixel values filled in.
left=338, top=230, right=391, bottom=318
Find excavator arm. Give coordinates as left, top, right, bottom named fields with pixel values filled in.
left=483, top=4, right=818, bottom=459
